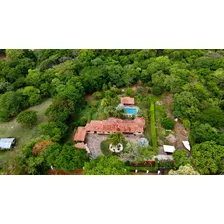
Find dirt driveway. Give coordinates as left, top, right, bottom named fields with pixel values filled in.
left=161, top=94, right=189, bottom=148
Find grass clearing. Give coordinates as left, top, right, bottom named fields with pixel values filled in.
left=0, top=98, right=52, bottom=164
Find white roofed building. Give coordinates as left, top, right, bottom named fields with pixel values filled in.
left=182, top=141, right=191, bottom=151
left=0, top=138, right=16, bottom=150
left=163, top=145, right=176, bottom=153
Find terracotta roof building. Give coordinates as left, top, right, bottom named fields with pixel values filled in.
left=74, top=127, right=87, bottom=142
left=85, top=117, right=145, bottom=134
left=121, top=97, right=135, bottom=105
left=75, top=142, right=86, bottom=149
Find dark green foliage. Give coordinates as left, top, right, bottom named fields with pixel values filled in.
left=84, top=156, right=128, bottom=175
left=136, top=86, right=143, bottom=95
left=45, top=143, right=88, bottom=172
left=45, top=99, right=74, bottom=122
left=152, top=86, right=162, bottom=95
left=161, top=117, right=175, bottom=130
left=190, top=123, right=218, bottom=144
left=196, top=106, right=224, bottom=128
left=16, top=110, right=37, bottom=127
left=92, top=91, right=103, bottom=100
left=39, top=121, right=68, bottom=142
left=173, top=149, right=191, bottom=169
left=0, top=91, right=23, bottom=121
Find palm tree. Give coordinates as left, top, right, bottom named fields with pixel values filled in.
left=108, top=133, right=125, bottom=146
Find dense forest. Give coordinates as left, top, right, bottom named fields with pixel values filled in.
left=0, top=49, right=224, bottom=175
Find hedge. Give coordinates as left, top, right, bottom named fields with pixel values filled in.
left=150, top=102, right=158, bottom=150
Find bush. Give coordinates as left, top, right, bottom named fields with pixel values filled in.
left=173, top=149, right=191, bottom=169
left=16, top=110, right=37, bottom=127
left=152, top=86, right=162, bottom=95
left=92, top=92, right=103, bottom=100
left=136, top=86, right=143, bottom=95
left=147, top=88, right=151, bottom=94
left=183, top=119, right=191, bottom=129
left=148, top=81, right=153, bottom=87
left=161, top=117, right=175, bottom=130
left=126, top=88, right=134, bottom=97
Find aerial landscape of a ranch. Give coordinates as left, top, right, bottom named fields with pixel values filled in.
left=0, top=49, right=224, bottom=175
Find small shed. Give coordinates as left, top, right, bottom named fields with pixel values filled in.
left=0, top=138, right=16, bottom=150
left=163, top=145, right=176, bottom=153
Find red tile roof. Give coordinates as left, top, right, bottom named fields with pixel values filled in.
left=74, top=127, right=86, bottom=142
left=74, top=142, right=86, bottom=149
left=85, top=117, right=145, bottom=133
left=121, top=97, right=135, bottom=105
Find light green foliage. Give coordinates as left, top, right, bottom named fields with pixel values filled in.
left=192, top=141, right=224, bottom=174
left=108, top=132, right=126, bottom=145
left=173, top=149, right=191, bottom=169
left=169, top=164, right=200, bottom=175
left=16, top=110, right=37, bottom=127
left=23, top=86, right=41, bottom=106
left=84, top=156, right=128, bottom=175
left=6, top=49, right=25, bottom=59
left=150, top=101, right=158, bottom=150
left=25, top=69, right=41, bottom=87
left=125, top=87, right=134, bottom=97
left=183, top=119, right=191, bottom=129
left=173, top=91, right=200, bottom=119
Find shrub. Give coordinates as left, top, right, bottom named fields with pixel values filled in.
left=126, top=88, right=134, bottom=97
left=183, top=119, right=191, bottom=129
left=152, top=86, right=162, bottom=95
left=161, top=117, right=175, bottom=130
left=173, top=149, right=191, bottom=169
left=92, top=92, right=103, bottom=100
left=136, top=86, right=143, bottom=95
left=16, top=110, right=37, bottom=127
left=148, top=81, right=153, bottom=87
left=147, top=88, right=151, bottom=94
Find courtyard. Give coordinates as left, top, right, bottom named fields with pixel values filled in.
left=86, top=133, right=142, bottom=156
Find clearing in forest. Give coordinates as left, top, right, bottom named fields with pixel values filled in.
left=0, top=98, right=52, bottom=164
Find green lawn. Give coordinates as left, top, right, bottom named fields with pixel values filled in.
left=0, top=98, right=52, bottom=164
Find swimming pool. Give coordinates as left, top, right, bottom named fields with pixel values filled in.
left=125, top=107, right=137, bottom=115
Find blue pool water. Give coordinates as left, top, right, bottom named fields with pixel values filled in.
left=125, top=107, right=137, bottom=115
